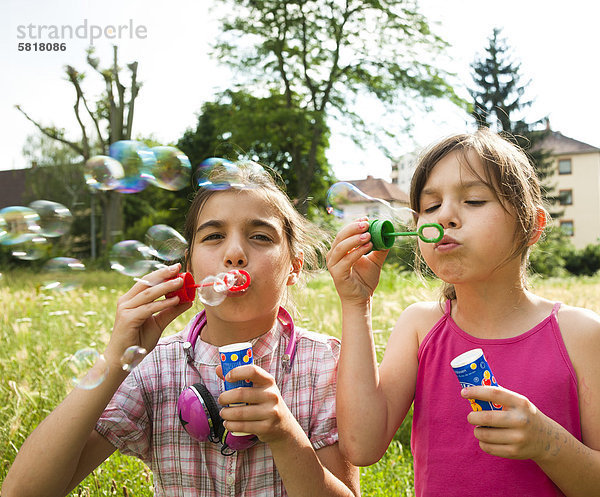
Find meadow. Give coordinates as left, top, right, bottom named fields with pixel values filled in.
left=2, top=267, right=600, bottom=496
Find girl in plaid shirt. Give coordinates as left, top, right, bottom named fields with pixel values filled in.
left=5, top=162, right=359, bottom=497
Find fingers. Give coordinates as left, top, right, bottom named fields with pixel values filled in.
left=224, top=365, right=273, bottom=388
left=121, top=263, right=182, bottom=302
left=119, top=274, right=184, bottom=313
left=327, top=220, right=372, bottom=269
left=461, top=385, right=526, bottom=409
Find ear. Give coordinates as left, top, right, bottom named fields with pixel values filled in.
left=287, top=251, right=304, bottom=286
left=528, top=208, right=547, bottom=246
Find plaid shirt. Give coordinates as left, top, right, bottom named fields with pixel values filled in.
left=96, top=314, right=340, bottom=497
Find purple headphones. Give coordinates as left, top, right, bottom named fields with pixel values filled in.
left=177, top=307, right=297, bottom=455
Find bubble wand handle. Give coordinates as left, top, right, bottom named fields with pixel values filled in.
left=388, top=223, right=444, bottom=243
left=368, top=219, right=444, bottom=251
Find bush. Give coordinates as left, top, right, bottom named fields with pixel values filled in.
left=564, top=243, right=600, bottom=276
left=529, top=226, right=572, bottom=277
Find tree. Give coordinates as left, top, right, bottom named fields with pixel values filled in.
left=15, top=45, right=141, bottom=255
left=178, top=90, right=332, bottom=213
left=211, top=0, right=460, bottom=213
left=469, top=28, right=558, bottom=211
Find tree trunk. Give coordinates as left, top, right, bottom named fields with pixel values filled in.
left=99, top=191, right=124, bottom=254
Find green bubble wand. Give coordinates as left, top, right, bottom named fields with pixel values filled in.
left=368, top=219, right=444, bottom=251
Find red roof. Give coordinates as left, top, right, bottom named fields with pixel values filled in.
left=537, top=131, right=600, bottom=156
left=349, top=176, right=409, bottom=204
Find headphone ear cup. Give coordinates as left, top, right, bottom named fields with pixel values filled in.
left=177, top=383, right=223, bottom=442
left=192, top=383, right=225, bottom=442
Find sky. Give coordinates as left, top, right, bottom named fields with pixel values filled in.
left=2, top=0, right=599, bottom=183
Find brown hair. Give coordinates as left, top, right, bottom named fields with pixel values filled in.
left=183, top=160, right=329, bottom=291
left=410, top=128, right=546, bottom=300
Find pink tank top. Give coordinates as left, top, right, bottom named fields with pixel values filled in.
left=411, top=301, right=581, bottom=497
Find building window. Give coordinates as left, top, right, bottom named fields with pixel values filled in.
left=559, top=189, right=573, bottom=205
left=560, top=220, right=574, bottom=236
left=558, top=158, right=572, bottom=175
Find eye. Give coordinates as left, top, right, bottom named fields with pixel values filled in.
left=465, top=200, right=486, bottom=206
left=200, top=232, right=224, bottom=242
left=423, top=204, right=440, bottom=214
left=251, top=233, right=273, bottom=242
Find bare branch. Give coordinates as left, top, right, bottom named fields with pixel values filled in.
left=125, top=62, right=139, bottom=140
left=65, top=66, right=90, bottom=159
left=15, top=105, right=85, bottom=157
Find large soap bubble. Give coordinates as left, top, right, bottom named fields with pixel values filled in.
left=29, top=200, right=73, bottom=237
left=145, top=224, right=187, bottom=262
left=0, top=206, right=41, bottom=245
left=109, top=140, right=156, bottom=194
left=194, top=157, right=240, bottom=190
left=84, top=155, right=125, bottom=191
left=42, top=257, right=86, bottom=291
left=109, top=240, right=160, bottom=277
left=11, top=236, right=50, bottom=260
left=65, top=348, right=109, bottom=390
left=326, top=182, right=443, bottom=250
left=148, top=146, right=192, bottom=191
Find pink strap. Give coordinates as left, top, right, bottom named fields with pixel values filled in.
left=445, top=299, right=452, bottom=316
left=186, top=307, right=297, bottom=370
left=551, top=302, right=562, bottom=316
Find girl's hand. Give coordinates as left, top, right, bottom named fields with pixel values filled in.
left=462, top=386, right=558, bottom=462
left=326, top=218, right=389, bottom=305
left=104, top=263, right=193, bottom=368
left=217, top=364, right=297, bottom=445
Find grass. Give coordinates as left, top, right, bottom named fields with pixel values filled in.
left=2, top=268, right=600, bottom=495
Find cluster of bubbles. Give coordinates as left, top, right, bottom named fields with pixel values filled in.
left=0, top=200, right=87, bottom=290
left=84, top=141, right=192, bottom=193
left=109, top=224, right=187, bottom=277
left=66, top=345, right=148, bottom=389
left=10, top=153, right=268, bottom=391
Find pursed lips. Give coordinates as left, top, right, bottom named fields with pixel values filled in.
left=434, top=235, right=459, bottom=250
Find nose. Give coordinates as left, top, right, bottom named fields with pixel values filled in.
left=436, top=201, right=460, bottom=230
left=223, top=235, right=247, bottom=268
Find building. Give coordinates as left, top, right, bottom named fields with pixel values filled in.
left=0, top=169, right=28, bottom=209
left=540, top=131, right=600, bottom=248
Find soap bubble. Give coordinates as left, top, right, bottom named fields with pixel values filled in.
left=326, top=181, right=443, bottom=248
left=145, top=224, right=187, bottom=262
left=11, top=236, right=50, bottom=260
left=197, top=275, right=228, bottom=306
left=148, top=146, right=192, bottom=191
left=66, top=348, right=109, bottom=389
left=194, top=157, right=240, bottom=190
left=42, top=257, right=86, bottom=291
left=109, top=140, right=156, bottom=194
left=109, top=240, right=160, bottom=277
left=29, top=200, right=73, bottom=237
left=327, top=181, right=417, bottom=226
left=0, top=215, right=7, bottom=244
left=0, top=206, right=41, bottom=245
left=84, top=155, right=125, bottom=190
left=120, top=345, right=147, bottom=372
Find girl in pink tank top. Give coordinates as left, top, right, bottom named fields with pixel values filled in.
left=328, top=128, right=600, bottom=496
